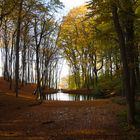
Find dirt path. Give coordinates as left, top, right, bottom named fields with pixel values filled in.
left=0, top=92, right=124, bottom=140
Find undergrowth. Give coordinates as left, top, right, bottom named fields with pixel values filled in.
left=116, top=101, right=140, bottom=140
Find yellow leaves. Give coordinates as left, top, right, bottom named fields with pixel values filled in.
left=135, top=2, right=140, bottom=15
left=62, top=5, right=88, bottom=27
left=68, top=5, right=87, bottom=19
left=60, top=5, right=91, bottom=44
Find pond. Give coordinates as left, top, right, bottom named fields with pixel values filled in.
left=45, top=91, right=94, bottom=101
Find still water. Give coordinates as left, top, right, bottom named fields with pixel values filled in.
left=45, top=91, right=94, bottom=101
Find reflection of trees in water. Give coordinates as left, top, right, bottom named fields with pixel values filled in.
left=45, top=93, right=94, bottom=101
left=74, top=95, right=80, bottom=101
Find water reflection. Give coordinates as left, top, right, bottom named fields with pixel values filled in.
left=45, top=92, right=94, bottom=101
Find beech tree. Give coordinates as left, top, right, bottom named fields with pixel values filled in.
left=87, top=0, right=140, bottom=125
left=58, top=6, right=116, bottom=89
left=0, top=0, right=63, bottom=99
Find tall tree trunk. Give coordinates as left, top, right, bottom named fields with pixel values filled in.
left=94, top=54, right=98, bottom=86
left=22, top=42, right=26, bottom=86
left=125, top=5, right=136, bottom=124
left=109, top=53, right=113, bottom=80
left=111, top=3, right=135, bottom=125
left=9, top=33, right=15, bottom=89
left=15, top=0, right=23, bottom=97
left=4, top=19, right=9, bottom=80
left=36, top=45, right=41, bottom=97
left=135, top=43, right=140, bottom=86
left=27, top=45, right=30, bottom=83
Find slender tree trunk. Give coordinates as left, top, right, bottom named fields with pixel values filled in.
left=35, top=45, right=41, bottom=98
left=9, top=33, right=15, bottom=89
left=27, top=45, right=30, bottom=83
left=22, top=42, right=26, bottom=86
left=109, top=53, right=113, bottom=80
left=94, top=54, right=98, bottom=86
left=4, top=19, right=9, bottom=80
left=15, top=0, right=23, bottom=97
left=135, top=43, right=140, bottom=86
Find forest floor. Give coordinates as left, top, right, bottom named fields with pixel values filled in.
left=0, top=78, right=137, bottom=140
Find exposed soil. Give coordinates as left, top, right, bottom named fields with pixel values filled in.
left=0, top=78, right=126, bottom=140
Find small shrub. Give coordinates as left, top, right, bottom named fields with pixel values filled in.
left=112, top=97, right=126, bottom=105
left=98, top=73, right=122, bottom=95
left=117, top=110, right=128, bottom=129
left=92, top=86, right=105, bottom=98
left=116, top=103, right=140, bottom=140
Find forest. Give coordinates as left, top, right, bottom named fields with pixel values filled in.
left=0, top=0, right=140, bottom=139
